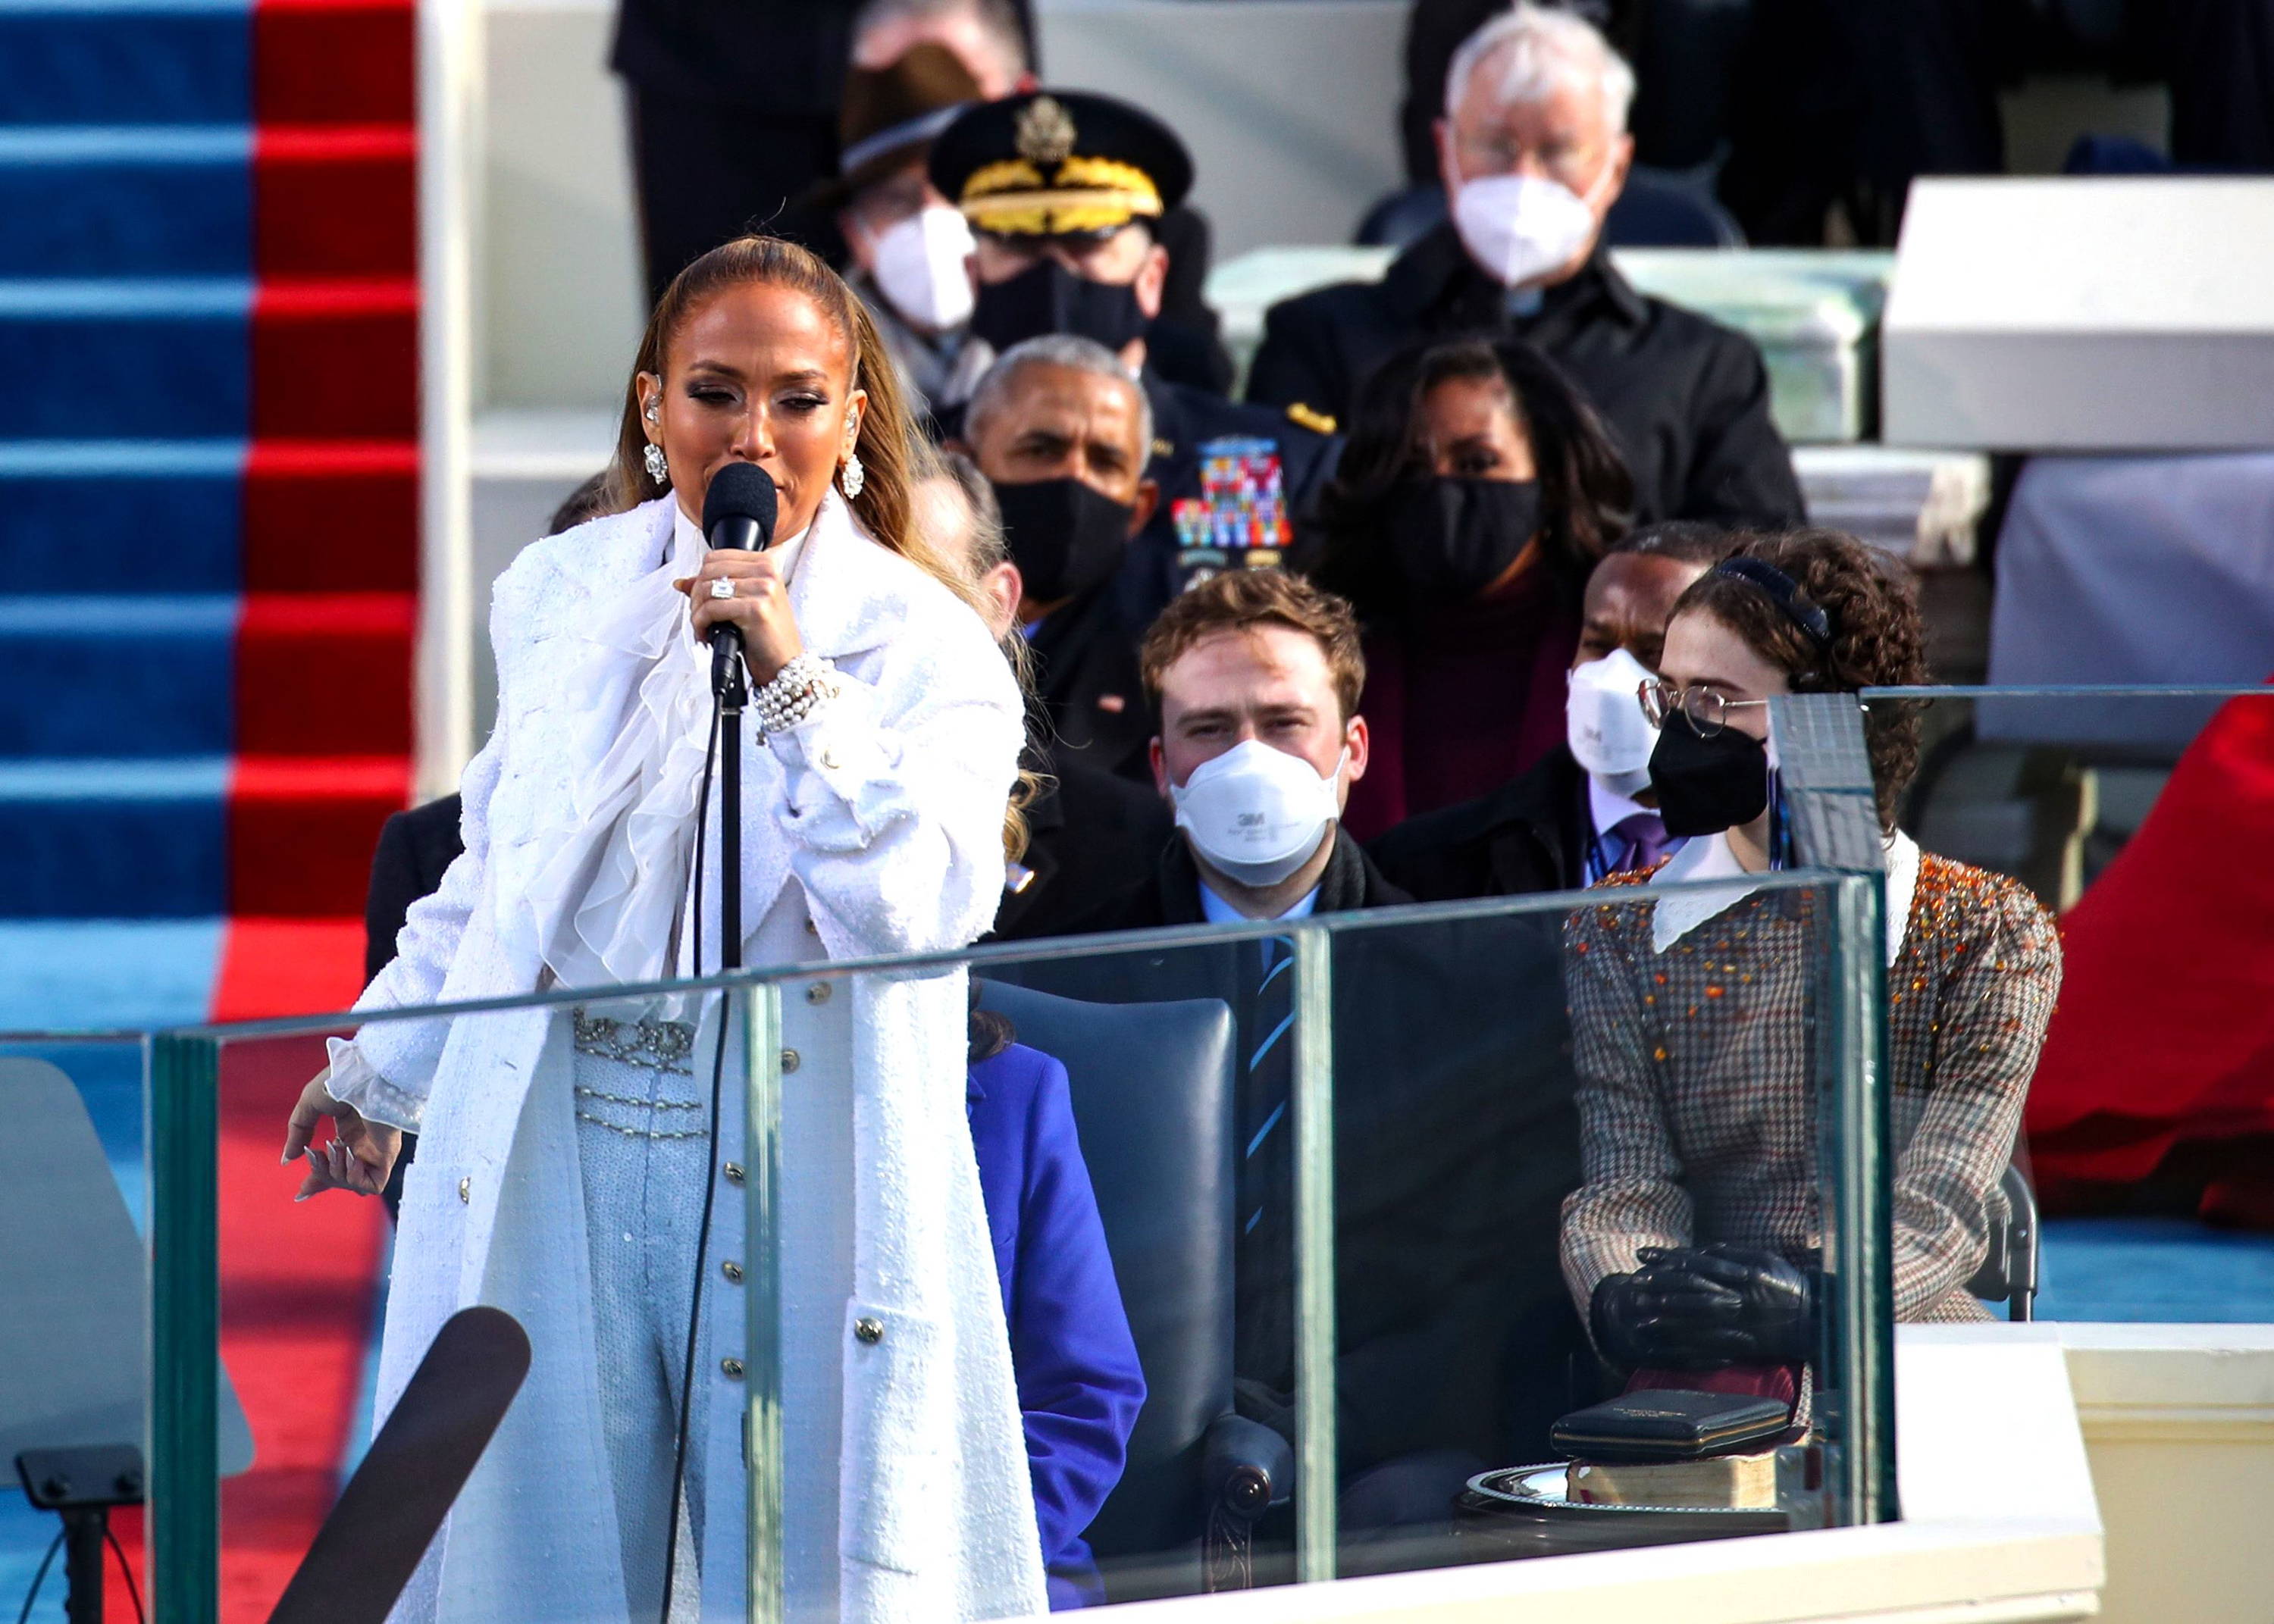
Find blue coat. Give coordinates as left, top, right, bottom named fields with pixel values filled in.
left=967, top=1042, right=1148, bottom=1610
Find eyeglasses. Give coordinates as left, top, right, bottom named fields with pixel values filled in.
left=1639, top=680, right=1769, bottom=738
left=1451, top=133, right=1599, bottom=191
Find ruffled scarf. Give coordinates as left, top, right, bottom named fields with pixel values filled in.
left=521, top=491, right=819, bottom=992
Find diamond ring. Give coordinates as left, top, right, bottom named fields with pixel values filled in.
left=708, top=578, right=735, bottom=600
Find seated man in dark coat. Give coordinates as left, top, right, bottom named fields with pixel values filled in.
left=954, top=334, right=1164, bottom=784
left=929, top=87, right=1339, bottom=624
left=914, top=446, right=1174, bottom=939
left=1247, top=5, right=1803, bottom=532
left=1368, top=520, right=1731, bottom=902
left=1045, top=571, right=1584, bottom=1560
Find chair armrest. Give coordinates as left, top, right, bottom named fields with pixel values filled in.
left=1203, top=1411, right=1294, bottom=1519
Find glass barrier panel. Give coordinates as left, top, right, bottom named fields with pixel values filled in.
left=0, top=1035, right=156, bottom=1624
left=1879, top=684, right=2274, bottom=1327
left=957, top=930, right=1314, bottom=1605
left=1317, top=877, right=1875, bottom=1582
left=140, top=871, right=1897, bottom=1619
left=193, top=986, right=753, bottom=1624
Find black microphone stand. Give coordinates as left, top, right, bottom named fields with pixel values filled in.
left=710, top=623, right=747, bottom=972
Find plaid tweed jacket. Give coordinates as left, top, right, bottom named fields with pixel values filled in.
left=1559, top=852, right=2062, bottom=1324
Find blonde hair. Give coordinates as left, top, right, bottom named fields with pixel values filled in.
left=606, top=234, right=1033, bottom=858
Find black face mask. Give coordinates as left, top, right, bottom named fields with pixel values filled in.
left=991, top=477, right=1134, bottom=607
left=1382, top=477, right=1543, bottom=602
left=969, top=258, right=1150, bottom=354
left=1649, top=713, right=1773, bottom=837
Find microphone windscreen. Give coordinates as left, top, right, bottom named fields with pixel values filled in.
left=702, top=461, right=778, bottom=548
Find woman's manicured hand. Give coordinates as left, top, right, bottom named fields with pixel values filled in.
left=283, top=1071, right=402, bottom=1200
left=676, top=547, right=804, bottom=685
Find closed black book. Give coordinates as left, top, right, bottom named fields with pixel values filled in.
left=1550, top=1388, right=1792, bottom=1463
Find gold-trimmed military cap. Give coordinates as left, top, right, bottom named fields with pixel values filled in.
left=929, top=89, right=1195, bottom=239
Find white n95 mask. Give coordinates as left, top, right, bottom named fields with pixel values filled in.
left=1566, top=645, right=1659, bottom=798
left=871, top=204, right=976, bottom=333
left=1170, top=738, right=1345, bottom=887
left=1452, top=171, right=1602, bottom=289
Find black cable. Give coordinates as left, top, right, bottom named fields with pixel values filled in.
left=13, top=1530, right=62, bottom=1624
left=103, top=1524, right=145, bottom=1624
left=660, top=692, right=728, bottom=1619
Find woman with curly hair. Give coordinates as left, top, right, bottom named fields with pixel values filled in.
left=1305, top=333, right=1633, bottom=839
left=1559, top=529, right=2063, bottom=1380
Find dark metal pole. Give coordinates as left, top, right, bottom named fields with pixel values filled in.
left=713, top=634, right=747, bottom=972
left=61, top=1507, right=105, bottom=1624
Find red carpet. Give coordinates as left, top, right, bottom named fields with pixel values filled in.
left=218, top=1032, right=388, bottom=1622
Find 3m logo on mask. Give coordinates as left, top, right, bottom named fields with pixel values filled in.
left=1236, top=812, right=1267, bottom=830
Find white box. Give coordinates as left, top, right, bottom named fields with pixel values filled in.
left=1883, top=177, right=2274, bottom=451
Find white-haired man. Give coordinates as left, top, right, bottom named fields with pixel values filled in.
left=1248, top=2, right=1805, bottom=534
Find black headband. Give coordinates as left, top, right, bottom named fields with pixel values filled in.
left=1714, top=556, right=1834, bottom=650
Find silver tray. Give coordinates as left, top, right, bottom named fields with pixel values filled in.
left=1464, top=1464, right=1790, bottom=1532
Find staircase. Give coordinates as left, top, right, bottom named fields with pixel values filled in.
left=0, top=0, right=418, bottom=1022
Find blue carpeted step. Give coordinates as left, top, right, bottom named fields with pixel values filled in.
left=0, top=440, right=243, bottom=593
left=0, top=595, right=235, bottom=756
left=0, top=918, right=221, bottom=1026
left=0, top=756, right=227, bottom=916
left=0, top=279, right=248, bottom=438
left=0, top=128, right=250, bottom=276
left=0, top=0, right=249, bottom=128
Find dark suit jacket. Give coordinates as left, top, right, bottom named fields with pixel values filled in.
left=1366, top=744, right=1592, bottom=904
left=1246, top=229, right=1805, bottom=531
left=1019, top=832, right=1586, bottom=1475
left=1026, top=584, right=1157, bottom=787
left=365, top=794, right=465, bottom=982
left=994, top=748, right=1174, bottom=943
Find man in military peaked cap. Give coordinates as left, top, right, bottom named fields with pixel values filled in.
left=930, top=89, right=1341, bottom=728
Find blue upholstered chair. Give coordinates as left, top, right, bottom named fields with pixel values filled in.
left=974, top=979, right=1292, bottom=1601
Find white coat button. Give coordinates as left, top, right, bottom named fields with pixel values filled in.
left=721, top=1358, right=745, bottom=1380
left=722, top=1161, right=746, bottom=1185
left=804, top=981, right=831, bottom=1005
left=781, top=1048, right=800, bottom=1073
left=722, top=1259, right=744, bottom=1284
left=853, top=1316, right=885, bottom=1345
left=457, top=1177, right=470, bottom=1204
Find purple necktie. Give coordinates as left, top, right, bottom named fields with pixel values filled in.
left=1609, top=810, right=1671, bottom=875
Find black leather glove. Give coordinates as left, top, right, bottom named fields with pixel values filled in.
left=1630, top=1244, right=1818, bottom=1365
left=1588, top=1270, right=1668, bottom=1371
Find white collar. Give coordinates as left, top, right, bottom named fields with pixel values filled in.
left=1587, top=774, right=1654, bottom=839
left=1198, top=875, right=1322, bottom=925
left=1647, top=828, right=1921, bottom=965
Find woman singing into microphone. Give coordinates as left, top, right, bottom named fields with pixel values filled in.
left=282, top=236, right=1043, bottom=1621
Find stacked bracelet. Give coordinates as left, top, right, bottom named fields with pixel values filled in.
left=754, top=652, right=839, bottom=737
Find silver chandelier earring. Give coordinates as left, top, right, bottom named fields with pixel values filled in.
left=643, top=443, right=669, bottom=485
left=838, top=452, right=865, bottom=499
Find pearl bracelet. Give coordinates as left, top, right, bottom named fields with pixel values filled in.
left=753, top=652, right=838, bottom=737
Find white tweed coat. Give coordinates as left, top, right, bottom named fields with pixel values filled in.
left=330, top=493, right=1045, bottom=1622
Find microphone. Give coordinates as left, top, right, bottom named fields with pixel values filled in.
left=700, top=462, right=778, bottom=701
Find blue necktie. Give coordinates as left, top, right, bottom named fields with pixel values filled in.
left=1243, top=935, right=1296, bottom=1237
